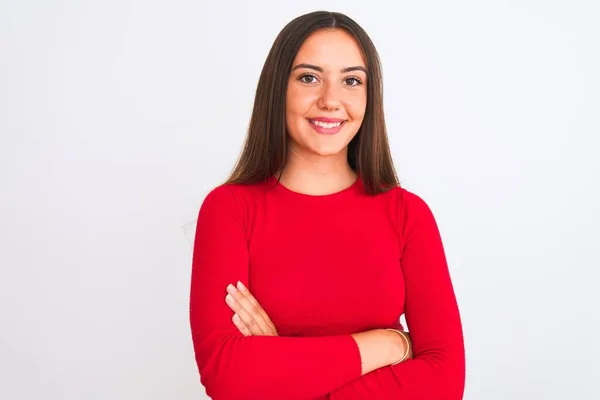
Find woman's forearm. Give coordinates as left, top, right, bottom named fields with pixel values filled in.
left=351, top=329, right=408, bottom=375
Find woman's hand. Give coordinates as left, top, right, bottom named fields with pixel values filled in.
left=225, top=281, right=278, bottom=336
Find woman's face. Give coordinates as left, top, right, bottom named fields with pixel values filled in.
left=285, top=29, right=368, bottom=159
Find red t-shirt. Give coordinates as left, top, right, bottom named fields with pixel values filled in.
left=190, top=176, right=465, bottom=399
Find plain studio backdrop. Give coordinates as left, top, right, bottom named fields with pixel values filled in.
left=1, top=0, right=598, bottom=399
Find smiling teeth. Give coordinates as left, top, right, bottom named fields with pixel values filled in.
left=311, top=120, right=343, bottom=128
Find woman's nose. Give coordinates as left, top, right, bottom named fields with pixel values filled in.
left=317, top=82, right=342, bottom=111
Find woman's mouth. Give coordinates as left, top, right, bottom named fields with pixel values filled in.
left=307, top=119, right=347, bottom=135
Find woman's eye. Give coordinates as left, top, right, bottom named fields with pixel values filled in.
left=299, top=74, right=318, bottom=84
left=345, top=77, right=362, bottom=86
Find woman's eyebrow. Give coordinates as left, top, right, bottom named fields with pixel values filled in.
left=291, top=63, right=367, bottom=74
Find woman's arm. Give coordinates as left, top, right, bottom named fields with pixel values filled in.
left=351, top=329, right=409, bottom=375
left=189, top=185, right=404, bottom=400
left=326, top=190, right=466, bottom=399
left=224, top=278, right=410, bottom=372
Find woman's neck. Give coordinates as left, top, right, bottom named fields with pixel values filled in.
left=277, top=149, right=357, bottom=196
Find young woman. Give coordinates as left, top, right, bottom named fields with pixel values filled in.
left=189, top=10, right=465, bottom=399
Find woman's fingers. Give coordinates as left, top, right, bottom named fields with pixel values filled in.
left=225, top=291, right=263, bottom=335
left=226, top=283, right=272, bottom=335
left=225, top=282, right=278, bottom=336
left=236, top=281, right=278, bottom=334
left=232, top=313, right=252, bottom=337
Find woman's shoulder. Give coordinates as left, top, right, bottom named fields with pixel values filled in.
left=378, top=183, right=430, bottom=209
left=380, top=184, right=438, bottom=226
left=200, top=179, right=271, bottom=212
left=218, top=179, right=272, bottom=199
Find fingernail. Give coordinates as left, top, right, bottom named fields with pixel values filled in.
left=226, top=284, right=236, bottom=294
left=226, top=294, right=234, bottom=304
left=233, top=313, right=240, bottom=323
left=237, top=281, right=247, bottom=291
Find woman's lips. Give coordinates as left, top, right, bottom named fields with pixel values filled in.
left=307, top=118, right=347, bottom=135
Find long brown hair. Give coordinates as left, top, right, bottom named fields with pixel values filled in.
left=225, top=11, right=399, bottom=195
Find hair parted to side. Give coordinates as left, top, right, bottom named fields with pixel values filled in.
left=225, top=10, right=399, bottom=195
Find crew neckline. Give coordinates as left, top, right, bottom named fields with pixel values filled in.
left=266, top=175, right=363, bottom=199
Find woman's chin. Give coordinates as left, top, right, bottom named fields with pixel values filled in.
left=308, top=144, right=348, bottom=158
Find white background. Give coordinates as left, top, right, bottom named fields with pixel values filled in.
left=1, top=0, right=599, bottom=399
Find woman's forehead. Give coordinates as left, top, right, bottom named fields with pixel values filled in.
left=293, top=29, right=366, bottom=70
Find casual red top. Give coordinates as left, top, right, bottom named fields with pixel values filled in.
left=189, top=176, right=465, bottom=399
